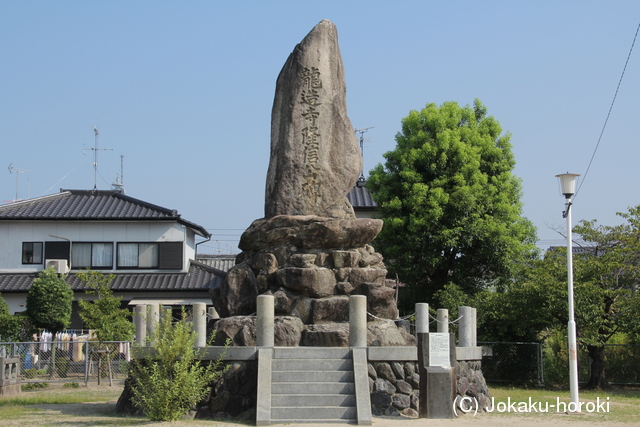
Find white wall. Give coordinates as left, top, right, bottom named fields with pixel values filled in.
left=0, top=220, right=193, bottom=272
left=3, top=293, right=27, bottom=315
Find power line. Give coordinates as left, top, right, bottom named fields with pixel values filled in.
left=575, top=21, right=640, bottom=199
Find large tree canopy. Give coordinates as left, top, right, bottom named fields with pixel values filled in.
left=368, top=99, right=536, bottom=307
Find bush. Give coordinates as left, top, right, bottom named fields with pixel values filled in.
left=24, top=368, right=39, bottom=379
left=56, top=352, right=70, bottom=378
left=129, top=308, right=227, bottom=421
left=22, top=382, right=49, bottom=391
left=63, top=382, right=80, bottom=388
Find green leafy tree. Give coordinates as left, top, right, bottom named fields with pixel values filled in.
left=484, top=206, right=640, bottom=388
left=0, top=293, right=9, bottom=316
left=368, top=99, right=537, bottom=308
left=129, top=308, right=227, bottom=421
left=0, top=293, right=34, bottom=342
left=26, top=268, right=73, bottom=335
left=565, top=206, right=640, bottom=388
left=77, top=269, right=134, bottom=342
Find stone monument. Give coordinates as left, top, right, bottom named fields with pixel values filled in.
left=211, top=20, right=410, bottom=347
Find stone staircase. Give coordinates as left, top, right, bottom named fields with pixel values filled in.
left=269, top=347, right=359, bottom=424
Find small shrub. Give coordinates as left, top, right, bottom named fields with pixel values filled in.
left=63, top=382, right=80, bottom=388
left=56, top=353, right=70, bottom=378
left=24, top=368, right=39, bottom=379
left=129, top=308, right=227, bottom=421
left=22, top=382, right=49, bottom=391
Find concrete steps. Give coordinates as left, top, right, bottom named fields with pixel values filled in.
left=270, top=347, right=357, bottom=424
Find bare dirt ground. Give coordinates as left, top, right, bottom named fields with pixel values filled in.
left=2, top=383, right=638, bottom=427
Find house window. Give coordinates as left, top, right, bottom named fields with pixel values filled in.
left=22, top=242, right=43, bottom=264
left=72, top=243, right=113, bottom=269
left=116, top=242, right=183, bottom=270
left=45, top=241, right=70, bottom=262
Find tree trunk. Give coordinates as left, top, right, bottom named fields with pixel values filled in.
left=585, top=345, right=609, bottom=389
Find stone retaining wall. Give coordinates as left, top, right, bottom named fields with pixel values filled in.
left=368, top=361, right=419, bottom=417
left=367, top=358, right=491, bottom=418
left=455, top=360, right=491, bottom=412
left=116, top=347, right=491, bottom=420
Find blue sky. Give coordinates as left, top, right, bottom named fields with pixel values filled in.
left=2, top=1, right=639, bottom=255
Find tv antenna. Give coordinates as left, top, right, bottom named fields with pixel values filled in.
left=354, top=127, right=374, bottom=179
left=84, top=127, right=112, bottom=190
left=8, top=164, right=33, bottom=201
left=112, top=155, right=125, bottom=192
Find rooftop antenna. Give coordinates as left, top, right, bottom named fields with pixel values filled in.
left=84, top=127, right=112, bottom=190
left=8, top=164, right=33, bottom=201
left=354, top=127, right=374, bottom=179
left=112, top=155, right=125, bottom=192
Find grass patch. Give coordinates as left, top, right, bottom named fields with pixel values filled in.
left=488, top=386, right=640, bottom=423
left=0, top=384, right=123, bottom=407
left=0, top=404, right=40, bottom=419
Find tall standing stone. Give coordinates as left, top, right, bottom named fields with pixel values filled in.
left=211, top=20, right=403, bottom=348
left=265, top=19, right=362, bottom=219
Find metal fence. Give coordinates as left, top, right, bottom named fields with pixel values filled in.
left=480, top=341, right=544, bottom=385
left=480, top=341, right=640, bottom=386
left=0, top=341, right=131, bottom=384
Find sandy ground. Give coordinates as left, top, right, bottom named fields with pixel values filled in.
left=4, top=406, right=638, bottom=427
left=2, top=383, right=638, bottom=427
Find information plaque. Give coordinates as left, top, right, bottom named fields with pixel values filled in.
left=428, top=333, right=450, bottom=367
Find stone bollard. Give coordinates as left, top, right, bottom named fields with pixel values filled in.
left=458, top=306, right=475, bottom=347
left=147, top=304, right=160, bottom=341
left=134, top=305, right=147, bottom=346
left=415, top=303, right=429, bottom=335
left=193, top=303, right=207, bottom=347
left=208, top=307, right=220, bottom=320
left=257, top=295, right=274, bottom=347
left=436, top=309, right=449, bottom=333
left=472, top=307, right=477, bottom=347
left=349, top=295, right=367, bottom=347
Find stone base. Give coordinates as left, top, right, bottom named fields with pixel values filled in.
left=0, top=383, right=22, bottom=397
left=239, top=215, right=383, bottom=251
left=210, top=214, right=398, bottom=322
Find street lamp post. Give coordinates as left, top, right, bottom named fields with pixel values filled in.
left=556, top=173, right=580, bottom=411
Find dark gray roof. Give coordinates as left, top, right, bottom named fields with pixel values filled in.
left=196, top=254, right=236, bottom=272
left=347, top=177, right=377, bottom=209
left=0, top=189, right=210, bottom=238
left=0, top=260, right=225, bottom=294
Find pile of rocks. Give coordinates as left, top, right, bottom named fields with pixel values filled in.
left=209, top=315, right=415, bottom=347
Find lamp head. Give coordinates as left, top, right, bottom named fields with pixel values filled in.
left=556, top=173, right=580, bottom=199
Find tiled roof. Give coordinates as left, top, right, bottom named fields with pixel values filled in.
left=0, top=189, right=209, bottom=238
left=0, top=260, right=225, bottom=294
left=347, top=177, right=377, bottom=209
left=196, top=254, right=236, bottom=272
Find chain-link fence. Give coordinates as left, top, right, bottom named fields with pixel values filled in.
left=479, top=341, right=544, bottom=385
left=480, top=341, right=640, bottom=386
left=0, top=341, right=131, bottom=383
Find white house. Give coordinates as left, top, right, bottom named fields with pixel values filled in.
left=0, top=189, right=226, bottom=328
